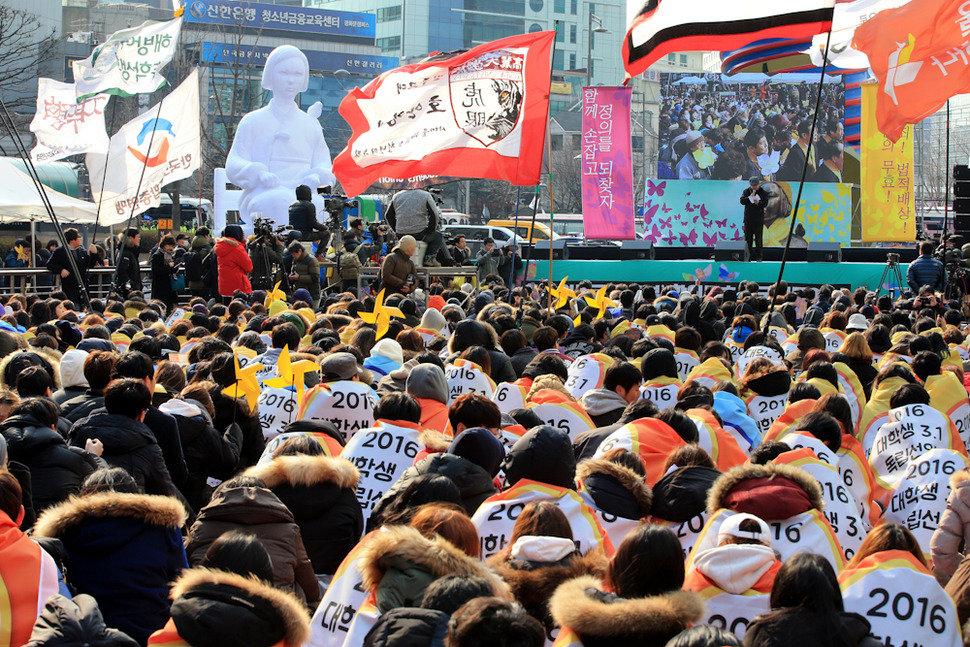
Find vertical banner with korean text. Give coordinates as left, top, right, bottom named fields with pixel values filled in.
left=861, top=83, right=915, bottom=242
left=581, top=87, right=636, bottom=240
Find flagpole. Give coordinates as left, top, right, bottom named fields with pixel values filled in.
left=546, top=21, right=559, bottom=312
left=119, top=93, right=168, bottom=245
left=90, top=97, right=118, bottom=248
left=510, top=186, right=521, bottom=287
left=943, top=100, right=951, bottom=244
left=521, top=183, right=541, bottom=291
left=0, top=98, right=92, bottom=307
left=764, top=24, right=834, bottom=334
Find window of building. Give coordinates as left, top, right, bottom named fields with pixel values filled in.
left=569, top=53, right=576, bottom=69
left=553, top=50, right=564, bottom=69
left=529, top=22, right=542, bottom=32
left=569, top=23, right=576, bottom=43
left=554, top=0, right=565, bottom=13
left=376, top=5, right=401, bottom=21
left=679, top=54, right=688, bottom=66
left=556, top=27, right=563, bottom=42
left=529, top=0, right=543, bottom=11
left=570, top=0, right=577, bottom=13
left=667, top=53, right=676, bottom=63
left=377, top=36, right=401, bottom=52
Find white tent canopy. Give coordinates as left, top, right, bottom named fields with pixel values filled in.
left=0, top=159, right=101, bottom=224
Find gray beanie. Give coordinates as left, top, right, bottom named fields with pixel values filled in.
left=406, top=364, right=448, bottom=405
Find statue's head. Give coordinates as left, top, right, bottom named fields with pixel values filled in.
left=262, top=45, right=309, bottom=95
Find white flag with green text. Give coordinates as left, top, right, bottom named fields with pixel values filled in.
left=73, top=18, right=182, bottom=99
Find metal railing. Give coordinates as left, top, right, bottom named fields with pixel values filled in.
left=0, top=267, right=121, bottom=300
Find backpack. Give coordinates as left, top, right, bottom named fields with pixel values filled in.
left=201, top=249, right=218, bottom=285
left=184, top=250, right=204, bottom=281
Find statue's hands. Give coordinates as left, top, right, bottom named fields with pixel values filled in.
left=257, top=171, right=280, bottom=188
left=307, top=102, right=323, bottom=120
left=299, top=173, right=321, bottom=188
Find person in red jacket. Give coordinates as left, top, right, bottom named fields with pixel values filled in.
left=215, top=225, right=252, bottom=299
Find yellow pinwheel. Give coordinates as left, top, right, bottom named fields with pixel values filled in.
left=359, top=289, right=405, bottom=339
left=264, top=345, right=321, bottom=404
left=264, top=281, right=287, bottom=308
left=14, top=244, right=29, bottom=264
left=549, top=277, right=576, bottom=310
left=584, top=285, right=616, bottom=320
left=222, top=352, right=264, bottom=411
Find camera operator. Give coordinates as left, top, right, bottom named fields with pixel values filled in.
left=476, top=237, right=501, bottom=284
left=287, top=241, right=320, bottom=307
left=385, top=188, right=452, bottom=267
left=380, top=235, right=417, bottom=295
left=346, top=217, right=386, bottom=263
left=288, top=185, right=330, bottom=243
left=908, top=240, right=945, bottom=293
left=248, top=220, right=285, bottom=292
left=150, top=234, right=182, bottom=312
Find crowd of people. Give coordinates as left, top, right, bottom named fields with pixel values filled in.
left=658, top=77, right=845, bottom=183
left=3, top=232, right=970, bottom=645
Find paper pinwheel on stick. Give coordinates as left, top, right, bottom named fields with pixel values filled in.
left=264, top=345, right=320, bottom=405
left=359, top=289, right=405, bottom=339
left=264, top=281, right=287, bottom=307
left=222, top=352, right=264, bottom=411
left=549, top=277, right=576, bottom=310
left=583, top=286, right=616, bottom=320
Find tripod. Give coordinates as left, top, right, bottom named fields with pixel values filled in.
left=877, top=253, right=905, bottom=300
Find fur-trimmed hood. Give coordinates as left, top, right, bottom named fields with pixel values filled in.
left=577, top=459, right=653, bottom=518
left=418, top=429, right=451, bottom=453
left=0, top=347, right=61, bottom=390
left=952, top=468, right=970, bottom=489
left=706, top=462, right=824, bottom=519
left=244, top=455, right=359, bottom=490
left=34, top=492, right=187, bottom=538
left=549, top=576, right=704, bottom=641
left=357, top=525, right=508, bottom=596
left=168, top=567, right=310, bottom=647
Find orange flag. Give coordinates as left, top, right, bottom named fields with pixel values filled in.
left=853, top=0, right=970, bottom=142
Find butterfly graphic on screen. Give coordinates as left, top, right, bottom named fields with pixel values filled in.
left=757, top=151, right=780, bottom=175
left=643, top=203, right=659, bottom=226
left=715, top=218, right=728, bottom=227
left=718, top=264, right=739, bottom=282
left=703, top=232, right=718, bottom=246
left=662, top=232, right=677, bottom=245
left=659, top=217, right=672, bottom=229
left=661, top=204, right=672, bottom=213
left=699, top=205, right=709, bottom=218
left=680, top=231, right=698, bottom=245
left=643, top=224, right=662, bottom=243
left=647, top=180, right=666, bottom=197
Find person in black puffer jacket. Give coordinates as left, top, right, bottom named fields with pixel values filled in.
left=502, top=425, right=576, bottom=490
left=69, top=379, right=178, bottom=498
left=25, top=594, right=139, bottom=647
left=244, top=436, right=363, bottom=576
left=158, top=383, right=242, bottom=513
left=59, top=350, right=115, bottom=426
left=576, top=451, right=653, bottom=524
left=445, top=320, right=516, bottom=384
left=648, top=445, right=721, bottom=527
left=1, top=398, right=104, bottom=513
left=370, top=427, right=504, bottom=521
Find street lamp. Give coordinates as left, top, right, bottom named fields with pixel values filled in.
left=587, top=8, right=608, bottom=88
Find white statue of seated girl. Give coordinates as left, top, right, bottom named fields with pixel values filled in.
left=226, top=45, right=335, bottom=229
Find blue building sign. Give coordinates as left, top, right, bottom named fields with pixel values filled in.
left=186, top=0, right=375, bottom=38
left=201, top=42, right=398, bottom=74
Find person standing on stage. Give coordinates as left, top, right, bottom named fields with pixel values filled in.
left=740, top=176, right=769, bottom=262
left=46, top=229, right=94, bottom=306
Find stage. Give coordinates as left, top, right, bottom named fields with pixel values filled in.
left=526, top=259, right=905, bottom=291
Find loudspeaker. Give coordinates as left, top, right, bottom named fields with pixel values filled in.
left=956, top=166, right=970, bottom=237
left=621, top=240, right=655, bottom=260
left=714, top=241, right=749, bottom=262
left=535, top=239, right=569, bottom=260
left=807, top=241, right=842, bottom=262
left=955, top=165, right=970, bottom=181
left=955, top=199, right=970, bottom=215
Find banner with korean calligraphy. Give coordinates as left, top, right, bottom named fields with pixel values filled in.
left=861, top=83, right=915, bottom=242
left=73, top=18, right=182, bottom=99
left=86, top=69, right=200, bottom=224
left=333, top=31, right=555, bottom=198
left=581, top=87, right=636, bottom=240
left=29, top=79, right=110, bottom=163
